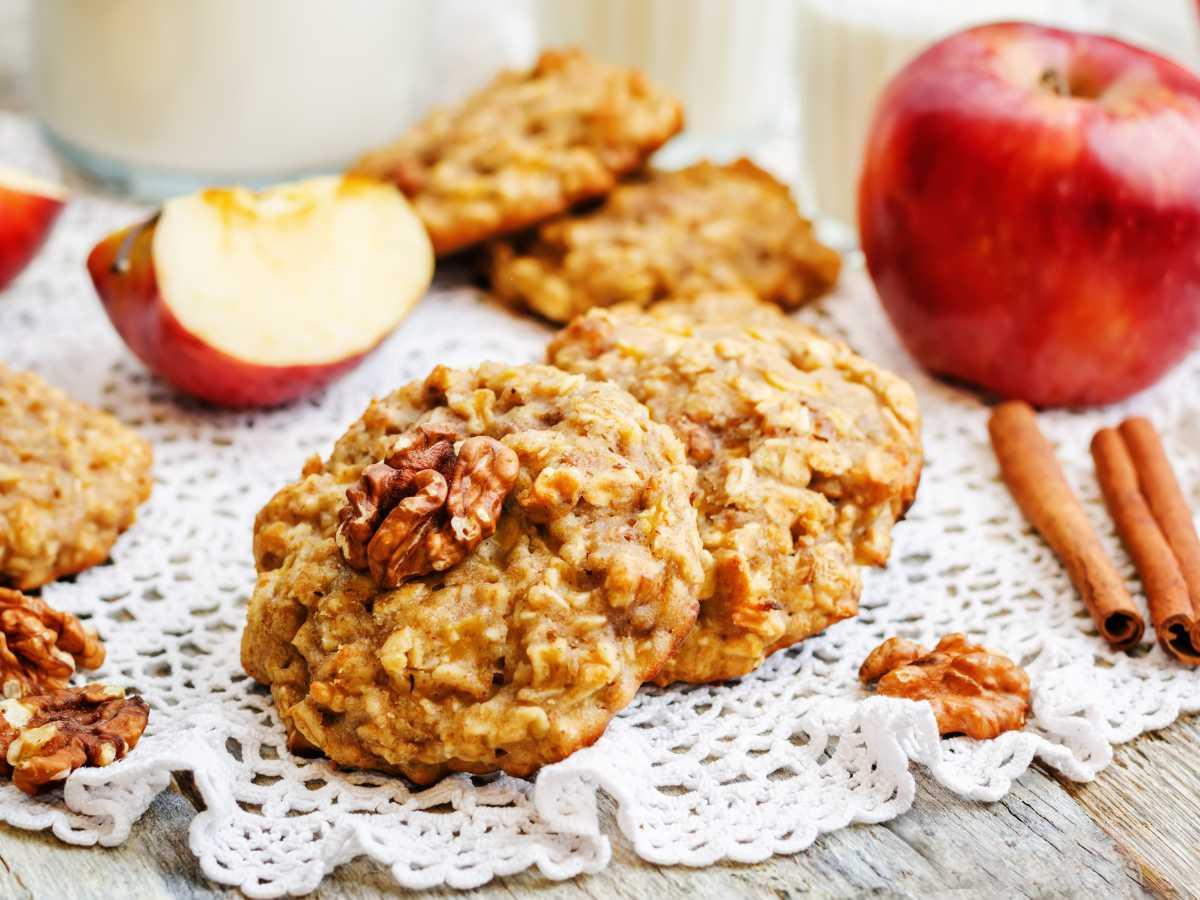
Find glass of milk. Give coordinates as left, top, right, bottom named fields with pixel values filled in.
left=31, top=0, right=535, bottom=199
left=794, top=0, right=1110, bottom=239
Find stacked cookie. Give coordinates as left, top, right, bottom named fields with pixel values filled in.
left=349, top=48, right=840, bottom=322
left=243, top=49, right=923, bottom=783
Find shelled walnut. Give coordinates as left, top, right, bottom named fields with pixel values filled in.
left=0, top=683, right=149, bottom=794
left=0, top=588, right=105, bottom=699
left=335, top=425, right=519, bottom=587
left=335, top=424, right=458, bottom=570
left=860, top=633, right=1030, bottom=739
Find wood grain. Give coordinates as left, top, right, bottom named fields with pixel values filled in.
left=0, top=788, right=209, bottom=900
left=1056, top=716, right=1200, bottom=898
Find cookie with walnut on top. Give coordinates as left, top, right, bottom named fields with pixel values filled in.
left=242, top=362, right=706, bottom=783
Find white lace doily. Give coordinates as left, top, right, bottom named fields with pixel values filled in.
left=2, top=113, right=1199, bottom=897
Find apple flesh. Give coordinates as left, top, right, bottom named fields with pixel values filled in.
left=88, top=175, right=434, bottom=407
left=0, top=166, right=66, bottom=290
left=859, top=22, right=1200, bottom=407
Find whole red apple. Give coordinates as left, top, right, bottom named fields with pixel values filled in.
left=859, top=22, right=1200, bottom=407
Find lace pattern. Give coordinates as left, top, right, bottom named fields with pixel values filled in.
left=2, top=114, right=1198, bottom=897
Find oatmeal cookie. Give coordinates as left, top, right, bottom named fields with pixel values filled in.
left=242, top=363, right=704, bottom=782
left=489, top=159, right=841, bottom=322
left=350, top=48, right=683, bottom=256
left=0, top=365, right=153, bottom=590
left=548, top=296, right=922, bottom=684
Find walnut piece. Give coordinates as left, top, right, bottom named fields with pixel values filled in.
left=858, top=636, right=925, bottom=684
left=335, top=424, right=458, bottom=569
left=0, top=683, right=149, bottom=794
left=337, top=427, right=519, bottom=588
left=0, top=588, right=105, bottom=699
left=447, top=436, right=522, bottom=544
left=384, top=423, right=459, bottom=473
left=859, top=633, right=1030, bottom=740
left=367, top=469, right=450, bottom=585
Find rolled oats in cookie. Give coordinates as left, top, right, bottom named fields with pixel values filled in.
left=490, top=159, right=842, bottom=323
left=351, top=48, right=684, bottom=257
left=242, top=362, right=705, bottom=783
left=548, top=295, right=922, bottom=684
left=0, top=365, right=153, bottom=590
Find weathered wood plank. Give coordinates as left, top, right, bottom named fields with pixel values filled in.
left=0, top=786, right=213, bottom=900
left=1056, top=716, right=1200, bottom=898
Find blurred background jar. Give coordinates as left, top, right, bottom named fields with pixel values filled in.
left=795, top=0, right=1114, bottom=241
left=532, top=0, right=797, bottom=162
left=794, top=0, right=1200, bottom=241
left=30, top=0, right=535, bottom=199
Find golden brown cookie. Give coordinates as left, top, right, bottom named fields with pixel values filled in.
left=490, top=159, right=841, bottom=322
left=548, top=296, right=922, bottom=684
left=351, top=48, right=683, bottom=256
left=242, top=362, right=705, bottom=783
left=0, top=365, right=153, bottom=590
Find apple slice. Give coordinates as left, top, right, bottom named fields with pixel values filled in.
left=88, top=175, right=434, bottom=407
left=0, top=166, right=66, bottom=290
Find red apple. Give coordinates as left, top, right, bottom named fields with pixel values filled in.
left=859, top=22, right=1200, bottom=407
left=0, top=166, right=66, bottom=290
left=88, top=175, right=434, bottom=407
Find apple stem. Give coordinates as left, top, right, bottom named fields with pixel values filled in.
left=112, top=212, right=160, bottom=274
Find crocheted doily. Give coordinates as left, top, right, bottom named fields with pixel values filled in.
left=2, top=114, right=1198, bottom=897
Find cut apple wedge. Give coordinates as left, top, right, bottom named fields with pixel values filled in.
left=0, top=165, right=66, bottom=290
left=88, top=175, right=434, bottom=407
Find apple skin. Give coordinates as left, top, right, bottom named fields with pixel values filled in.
left=859, top=22, right=1200, bottom=407
left=87, top=219, right=371, bottom=408
left=0, top=183, right=64, bottom=290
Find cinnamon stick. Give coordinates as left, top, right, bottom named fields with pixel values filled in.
left=988, top=401, right=1144, bottom=649
left=1117, top=417, right=1200, bottom=649
left=1091, top=428, right=1200, bottom=665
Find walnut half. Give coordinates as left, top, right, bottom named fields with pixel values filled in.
left=0, top=683, right=149, bottom=795
left=335, top=426, right=519, bottom=588
left=859, top=633, right=1030, bottom=740
left=0, top=588, right=106, bottom=699
left=335, top=424, right=458, bottom=570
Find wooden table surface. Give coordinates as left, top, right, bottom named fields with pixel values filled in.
left=2, top=6, right=1198, bottom=896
